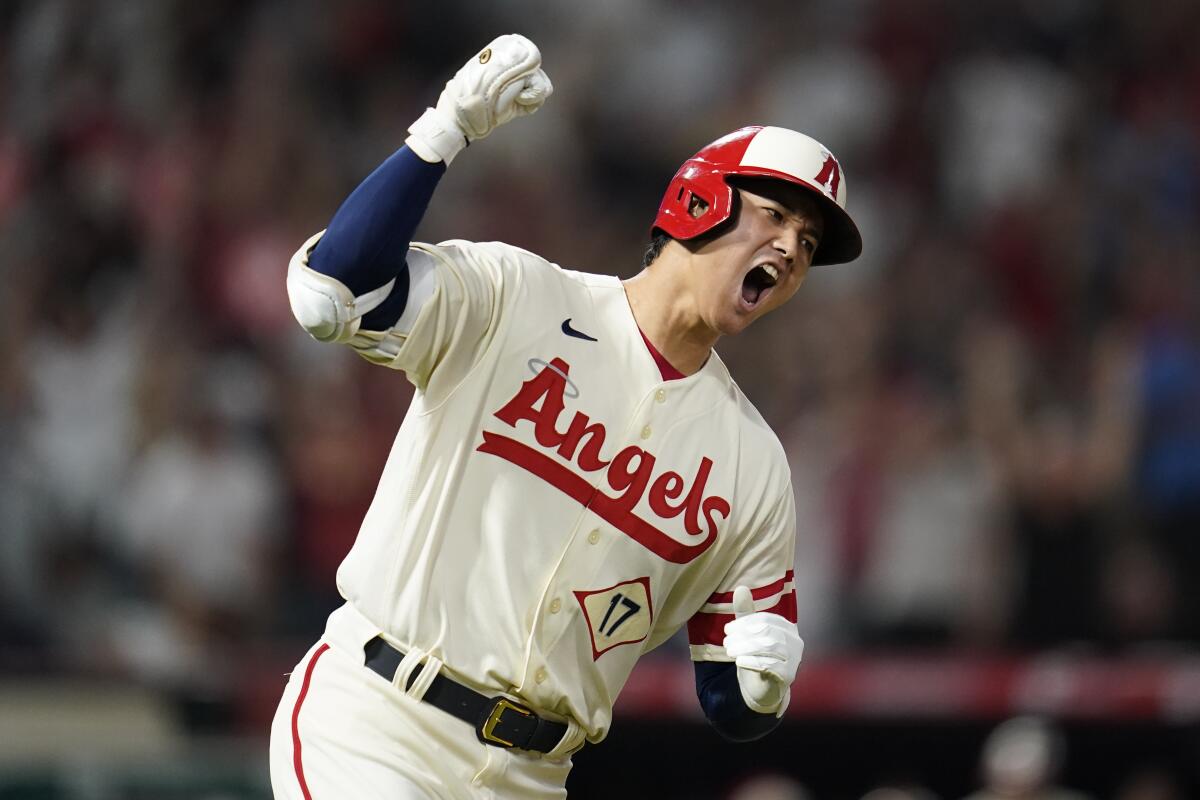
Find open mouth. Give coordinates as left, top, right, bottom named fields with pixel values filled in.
left=740, top=263, right=779, bottom=308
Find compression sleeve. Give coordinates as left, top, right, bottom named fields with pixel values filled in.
left=308, top=145, right=446, bottom=331
left=694, top=660, right=782, bottom=742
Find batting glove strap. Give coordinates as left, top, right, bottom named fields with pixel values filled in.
left=406, top=33, right=552, bottom=165
left=406, top=107, right=468, bottom=165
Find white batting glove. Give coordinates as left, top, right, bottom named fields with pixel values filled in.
left=406, top=34, right=553, bottom=166
left=722, top=585, right=805, bottom=716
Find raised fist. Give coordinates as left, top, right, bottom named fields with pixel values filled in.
left=407, top=34, right=553, bottom=165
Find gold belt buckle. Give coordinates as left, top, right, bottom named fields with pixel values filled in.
left=478, top=697, right=533, bottom=748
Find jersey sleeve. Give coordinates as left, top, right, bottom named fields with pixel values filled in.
left=344, top=239, right=520, bottom=393
left=687, top=488, right=798, bottom=662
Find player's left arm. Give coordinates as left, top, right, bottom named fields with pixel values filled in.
left=689, top=489, right=803, bottom=741
left=692, top=583, right=805, bottom=741
left=694, top=660, right=779, bottom=742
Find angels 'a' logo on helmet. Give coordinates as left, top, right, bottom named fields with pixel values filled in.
left=813, top=149, right=842, bottom=200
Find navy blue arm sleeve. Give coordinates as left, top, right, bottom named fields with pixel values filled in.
left=307, top=145, right=446, bottom=331
left=694, top=660, right=782, bottom=742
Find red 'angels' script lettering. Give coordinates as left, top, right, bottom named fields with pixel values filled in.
left=813, top=153, right=842, bottom=199
left=479, top=357, right=730, bottom=564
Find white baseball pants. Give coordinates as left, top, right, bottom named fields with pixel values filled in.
left=268, top=610, right=576, bottom=800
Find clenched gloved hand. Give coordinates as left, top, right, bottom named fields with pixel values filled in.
left=406, top=34, right=553, bottom=166
left=722, top=585, right=805, bottom=716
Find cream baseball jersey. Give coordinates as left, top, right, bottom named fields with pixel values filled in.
left=293, top=234, right=799, bottom=743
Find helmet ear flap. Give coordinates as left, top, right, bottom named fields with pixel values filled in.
left=654, top=168, right=736, bottom=240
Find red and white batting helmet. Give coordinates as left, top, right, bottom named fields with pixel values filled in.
left=653, top=125, right=862, bottom=266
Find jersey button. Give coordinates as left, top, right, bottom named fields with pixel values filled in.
left=587, top=529, right=600, bottom=545
left=535, top=668, right=548, bottom=684
left=549, top=598, right=562, bottom=614
left=640, top=425, right=652, bottom=439
left=655, top=389, right=666, bottom=403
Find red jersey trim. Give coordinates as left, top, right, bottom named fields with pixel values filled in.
left=291, top=643, right=330, bottom=800
left=706, top=569, right=795, bottom=604
left=639, top=330, right=686, bottom=381
left=687, top=590, right=798, bottom=646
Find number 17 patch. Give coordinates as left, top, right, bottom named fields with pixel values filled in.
left=574, top=578, right=653, bottom=660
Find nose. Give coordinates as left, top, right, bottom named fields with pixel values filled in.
left=773, top=228, right=799, bottom=266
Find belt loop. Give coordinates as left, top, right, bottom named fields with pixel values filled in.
left=361, top=635, right=572, bottom=755
left=393, top=649, right=424, bottom=694
left=548, top=718, right=586, bottom=760
left=407, top=654, right=442, bottom=702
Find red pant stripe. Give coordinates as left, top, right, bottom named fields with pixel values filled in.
left=291, top=643, right=331, bottom=800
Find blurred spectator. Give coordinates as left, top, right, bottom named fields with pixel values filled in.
left=962, top=716, right=1093, bottom=800
left=1137, top=327, right=1200, bottom=639
left=98, top=349, right=283, bottom=721
left=863, top=787, right=940, bottom=800
left=783, top=287, right=881, bottom=647
left=939, top=52, right=1078, bottom=223
left=727, top=772, right=812, bottom=800
left=963, top=322, right=1144, bottom=647
left=849, top=377, right=1001, bottom=648
left=275, top=350, right=407, bottom=635
left=1113, top=767, right=1186, bottom=800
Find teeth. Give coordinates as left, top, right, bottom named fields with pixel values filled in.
left=761, top=264, right=779, bottom=283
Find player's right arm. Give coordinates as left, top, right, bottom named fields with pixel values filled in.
left=286, top=34, right=551, bottom=353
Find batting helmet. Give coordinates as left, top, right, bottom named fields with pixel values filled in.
left=653, top=126, right=862, bottom=266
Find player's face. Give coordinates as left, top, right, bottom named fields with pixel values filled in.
left=689, top=182, right=825, bottom=336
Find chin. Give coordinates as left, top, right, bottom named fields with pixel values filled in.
left=716, top=312, right=755, bottom=337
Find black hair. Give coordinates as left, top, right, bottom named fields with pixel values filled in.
left=641, top=231, right=672, bottom=269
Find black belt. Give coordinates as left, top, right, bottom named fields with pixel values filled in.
left=363, top=636, right=569, bottom=753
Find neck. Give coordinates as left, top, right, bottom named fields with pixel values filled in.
left=622, top=253, right=719, bottom=375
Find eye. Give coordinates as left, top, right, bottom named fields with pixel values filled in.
left=800, top=238, right=818, bottom=254
left=764, top=207, right=783, bottom=221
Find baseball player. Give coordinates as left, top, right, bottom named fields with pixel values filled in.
left=270, top=34, right=862, bottom=800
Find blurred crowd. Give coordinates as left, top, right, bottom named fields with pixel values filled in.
left=1, top=0, right=1199, bottom=740
left=724, top=716, right=1186, bottom=800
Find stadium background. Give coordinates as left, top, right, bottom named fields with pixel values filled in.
left=1, top=0, right=1198, bottom=797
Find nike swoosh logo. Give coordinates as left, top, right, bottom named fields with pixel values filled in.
left=561, top=318, right=598, bottom=342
